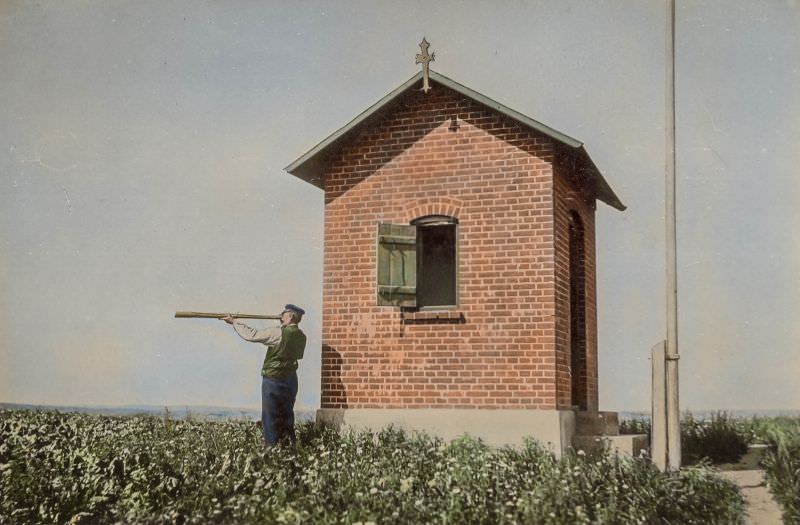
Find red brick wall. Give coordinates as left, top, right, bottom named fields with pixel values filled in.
left=320, top=82, right=589, bottom=410
left=553, top=156, right=599, bottom=411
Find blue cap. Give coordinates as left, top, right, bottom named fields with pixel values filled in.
left=283, top=304, right=305, bottom=316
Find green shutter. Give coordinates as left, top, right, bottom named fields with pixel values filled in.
left=377, top=223, right=417, bottom=307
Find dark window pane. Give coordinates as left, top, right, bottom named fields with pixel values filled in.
left=417, top=224, right=456, bottom=306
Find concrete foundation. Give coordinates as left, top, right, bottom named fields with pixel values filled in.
left=317, top=408, right=577, bottom=455
left=572, top=434, right=650, bottom=457
left=317, top=408, right=649, bottom=458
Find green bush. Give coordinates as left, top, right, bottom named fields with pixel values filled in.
left=618, top=417, right=650, bottom=437
left=735, top=416, right=800, bottom=445
left=0, top=409, right=745, bottom=524
left=619, top=412, right=749, bottom=465
left=682, top=412, right=749, bottom=465
left=761, top=420, right=800, bottom=524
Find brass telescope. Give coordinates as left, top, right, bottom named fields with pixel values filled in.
left=174, top=311, right=281, bottom=320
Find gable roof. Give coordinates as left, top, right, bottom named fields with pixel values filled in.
left=285, top=69, right=625, bottom=211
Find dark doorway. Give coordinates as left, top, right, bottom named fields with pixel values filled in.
left=569, top=212, right=587, bottom=410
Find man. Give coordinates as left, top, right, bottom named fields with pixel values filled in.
left=222, top=304, right=307, bottom=446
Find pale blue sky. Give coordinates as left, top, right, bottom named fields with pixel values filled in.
left=1, top=0, right=798, bottom=412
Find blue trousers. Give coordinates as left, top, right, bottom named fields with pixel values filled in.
left=261, top=373, right=298, bottom=446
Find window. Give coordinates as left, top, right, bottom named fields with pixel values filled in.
left=377, top=216, right=457, bottom=308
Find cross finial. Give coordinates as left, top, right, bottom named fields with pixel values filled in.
left=415, top=37, right=435, bottom=93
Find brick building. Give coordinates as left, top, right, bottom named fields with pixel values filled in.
left=286, top=70, right=629, bottom=453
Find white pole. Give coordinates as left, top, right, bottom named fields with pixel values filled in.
left=665, top=0, right=681, bottom=470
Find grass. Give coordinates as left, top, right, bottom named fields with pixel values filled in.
left=0, top=409, right=746, bottom=524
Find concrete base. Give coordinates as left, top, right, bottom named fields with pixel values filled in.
left=317, top=408, right=576, bottom=456
left=572, top=434, right=650, bottom=457
left=574, top=411, right=620, bottom=435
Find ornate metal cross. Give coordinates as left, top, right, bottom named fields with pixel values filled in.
left=415, top=38, right=435, bottom=93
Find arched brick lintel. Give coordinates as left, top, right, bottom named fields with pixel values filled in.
left=402, top=196, right=464, bottom=222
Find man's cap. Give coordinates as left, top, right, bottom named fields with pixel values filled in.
left=283, top=304, right=305, bottom=316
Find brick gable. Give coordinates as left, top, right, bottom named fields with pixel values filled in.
left=319, top=84, right=592, bottom=410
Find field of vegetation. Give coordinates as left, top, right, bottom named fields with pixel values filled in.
left=620, top=412, right=800, bottom=523
left=0, top=409, right=753, bottom=524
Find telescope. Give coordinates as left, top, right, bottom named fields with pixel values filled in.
left=174, top=311, right=281, bottom=320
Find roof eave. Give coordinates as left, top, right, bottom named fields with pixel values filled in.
left=285, top=69, right=586, bottom=178
left=577, top=146, right=626, bottom=211
left=428, top=71, right=583, bottom=148
left=284, top=69, right=625, bottom=211
left=285, top=71, right=424, bottom=181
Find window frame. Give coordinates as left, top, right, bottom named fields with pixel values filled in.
left=410, top=215, right=459, bottom=310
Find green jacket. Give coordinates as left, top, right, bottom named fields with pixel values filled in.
left=262, top=324, right=306, bottom=378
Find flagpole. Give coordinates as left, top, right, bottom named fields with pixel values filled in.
left=665, top=0, right=681, bottom=470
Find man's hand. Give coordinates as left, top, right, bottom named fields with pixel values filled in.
left=221, top=314, right=235, bottom=325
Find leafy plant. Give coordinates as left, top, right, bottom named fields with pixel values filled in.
left=620, top=411, right=750, bottom=465
left=682, top=412, right=749, bottom=465
left=761, top=419, right=800, bottom=524
left=619, top=412, right=800, bottom=522
left=0, top=409, right=746, bottom=524
left=619, top=417, right=650, bottom=437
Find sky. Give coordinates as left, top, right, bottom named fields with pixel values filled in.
left=1, top=0, right=798, bottom=413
